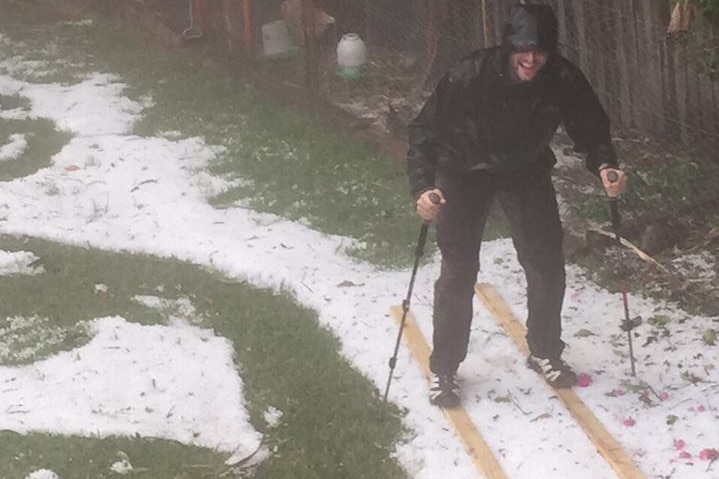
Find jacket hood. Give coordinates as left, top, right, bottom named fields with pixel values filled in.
left=502, top=4, right=558, bottom=53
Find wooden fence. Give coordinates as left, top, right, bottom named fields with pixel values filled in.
left=126, top=0, right=719, bottom=152
left=550, top=0, right=718, bottom=148
left=437, top=0, right=719, bottom=149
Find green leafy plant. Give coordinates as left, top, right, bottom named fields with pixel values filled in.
left=677, top=1, right=719, bottom=80
left=679, top=0, right=719, bottom=26
left=571, top=159, right=706, bottom=226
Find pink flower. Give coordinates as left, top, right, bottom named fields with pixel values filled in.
left=577, top=373, right=593, bottom=387
left=659, top=391, right=669, bottom=401
left=699, top=448, right=718, bottom=461
left=697, top=404, right=706, bottom=412
left=622, top=417, right=636, bottom=427
left=674, top=439, right=686, bottom=450
left=679, top=451, right=692, bottom=459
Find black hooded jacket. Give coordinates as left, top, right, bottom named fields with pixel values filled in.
left=407, top=4, right=618, bottom=199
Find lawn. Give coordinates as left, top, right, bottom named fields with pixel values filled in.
left=1, top=1, right=410, bottom=477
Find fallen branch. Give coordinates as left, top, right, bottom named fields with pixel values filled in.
left=586, top=226, right=671, bottom=275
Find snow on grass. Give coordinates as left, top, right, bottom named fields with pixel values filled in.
left=132, top=294, right=201, bottom=324
left=24, top=470, right=59, bottom=479
left=263, top=406, right=284, bottom=428
left=0, top=133, right=28, bottom=161
left=20, top=73, right=142, bottom=135
left=0, top=315, right=70, bottom=363
left=0, top=249, right=43, bottom=275
left=0, top=316, right=262, bottom=463
left=672, top=251, right=718, bottom=282
left=0, top=107, right=29, bottom=120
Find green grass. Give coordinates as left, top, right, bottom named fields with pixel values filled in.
left=0, top=1, right=513, bottom=268
left=0, top=4, right=505, bottom=474
left=0, top=432, right=230, bottom=478
left=569, top=156, right=709, bottom=226
left=1, top=6, right=410, bottom=476
left=0, top=234, right=408, bottom=479
left=1, top=2, right=428, bottom=269
left=0, top=95, right=71, bottom=181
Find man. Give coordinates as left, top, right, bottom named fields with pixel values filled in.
left=407, top=4, right=628, bottom=408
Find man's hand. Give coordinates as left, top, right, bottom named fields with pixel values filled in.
left=600, top=168, right=628, bottom=198
left=415, top=188, right=446, bottom=222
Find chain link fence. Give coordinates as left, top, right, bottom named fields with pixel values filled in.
left=116, top=0, right=719, bottom=313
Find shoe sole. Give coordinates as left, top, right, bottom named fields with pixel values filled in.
left=527, top=361, right=577, bottom=389
left=430, top=394, right=461, bottom=408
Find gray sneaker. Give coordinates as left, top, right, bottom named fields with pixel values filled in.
left=527, top=355, right=577, bottom=388
left=429, top=373, right=461, bottom=408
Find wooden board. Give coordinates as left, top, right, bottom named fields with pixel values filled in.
left=474, top=283, right=648, bottom=479
left=389, top=305, right=509, bottom=479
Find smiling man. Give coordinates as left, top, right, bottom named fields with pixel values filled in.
left=407, top=4, right=628, bottom=408
left=510, top=48, right=548, bottom=82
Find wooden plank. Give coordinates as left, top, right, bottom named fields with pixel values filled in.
left=389, top=306, right=509, bottom=479
left=474, top=283, right=648, bottom=479
left=389, top=306, right=432, bottom=378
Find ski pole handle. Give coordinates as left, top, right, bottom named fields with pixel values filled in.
left=416, top=193, right=440, bottom=257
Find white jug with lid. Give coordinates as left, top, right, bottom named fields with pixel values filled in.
left=337, top=33, right=367, bottom=79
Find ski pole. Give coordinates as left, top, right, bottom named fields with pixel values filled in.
left=382, top=192, right=441, bottom=405
left=606, top=170, right=638, bottom=376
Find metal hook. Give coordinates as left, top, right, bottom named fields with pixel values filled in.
left=182, top=0, right=203, bottom=40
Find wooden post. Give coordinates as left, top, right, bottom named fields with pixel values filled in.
left=481, top=0, right=490, bottom=47
left=302, top=0, right=320, bottom=94
left=197, top=0, right=208, bottom=34
left=423, top=0, right=445, bottom=88
left=427, top=0, right=439, bottom=59
left=242, top=0, right=255, bottom=58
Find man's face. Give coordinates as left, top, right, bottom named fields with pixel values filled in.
left=510, top=48, right=549, bottom=82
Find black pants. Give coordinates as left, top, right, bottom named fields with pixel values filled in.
left=429, top=170, right=566, bottom=375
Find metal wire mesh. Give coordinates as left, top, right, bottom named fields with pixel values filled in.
left=134, top=0, right=719, bottom=313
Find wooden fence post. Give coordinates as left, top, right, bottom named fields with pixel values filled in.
left=242, top=0, right=255, bottom=59
left=302, top=0, right=320, bottom=94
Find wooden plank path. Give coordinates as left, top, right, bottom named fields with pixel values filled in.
left=389, top=305, right=509, bottom=479
left=474, top=282, right=648, bottom=479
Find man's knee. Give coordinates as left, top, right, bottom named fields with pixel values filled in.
left=437, top=261, right=479, bottom=290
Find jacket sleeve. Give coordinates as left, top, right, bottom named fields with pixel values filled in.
left=406, top=80, right=443, bottom=199
left=406, top=70, right=465, bottom=199
left=560, top=64, right=618, bottom=175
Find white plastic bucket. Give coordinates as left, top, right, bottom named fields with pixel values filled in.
left=262, top=20, right=293, bottom=57
left=337, top=33, right=367, bottom=79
